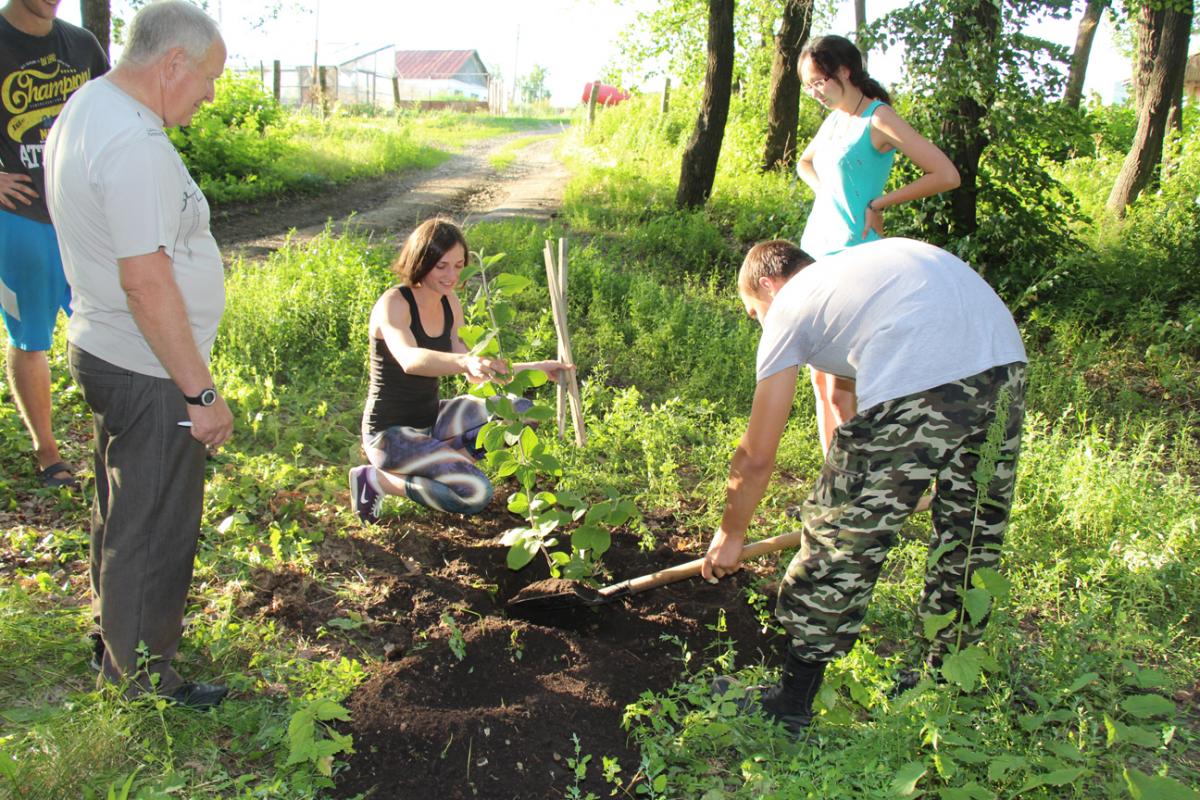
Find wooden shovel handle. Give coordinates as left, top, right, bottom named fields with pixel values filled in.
left=598, top=530, right=804, bottom=599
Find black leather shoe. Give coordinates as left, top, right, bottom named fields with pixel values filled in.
left=88, top=632, right=104, bottom=673
left=169, top=682, right=228, bottom=710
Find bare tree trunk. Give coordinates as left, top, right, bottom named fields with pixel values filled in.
left=676, top=0, right=735, bottom=209
left=761, top=0, right=813, bottom=172
left=939, top=0, right=1000, bottom=238
left=1107, top=1, right=1192, bottom=214
left=80, top=0, right=111, bottom=60
left=855, top=0, right=868, bottom=69
left=1063, top=0, right=1109, bottom=109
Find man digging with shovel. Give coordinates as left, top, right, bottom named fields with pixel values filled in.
left=701, top=237, right=1027, bottom=733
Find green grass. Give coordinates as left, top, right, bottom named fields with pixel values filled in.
left=2, top=88, right=1199, bottom=798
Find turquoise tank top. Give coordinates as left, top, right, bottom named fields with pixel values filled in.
left=799, top=99, right=896, bottom=258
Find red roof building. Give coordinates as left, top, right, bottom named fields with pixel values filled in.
left=394, top=49, right=490, bottom=100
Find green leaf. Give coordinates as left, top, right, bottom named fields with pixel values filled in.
left=572, top=524, right=612, bottom=557
left=496, top=457, right=520, bottom=478
left=1120, top=694, right=1176, bottom=720
left=971, top=567, right=1011, bottom=602
left=494, top=273, right=532, bottom=294
left=963, top=587, right=992, bottom=626
left=498, top=527, right=530, bottom=546
left=1124, top=767, right=1200, bottom=799
left=310, top=698, right=351, bottom=722
left=468, top=381, right=497, bottom=398
left=507, top=492, right=530, bottom=515
left=493, top=304, right=515, bottom=326
left=1066, top=672, right=1100, bottom=694
left=479, top=422, right=506, bottom=453
left=515, top=465, right=536, bottom=491
left=1104, top=713, right=1163, bottom=748
left=506, top=536, right=540, bottom=571
left=518, top=426, right=538, bottom=457
left=923, top=611, right=956, bottom=640
left=524, top=369, right=549, bottom=388
left=530, top=451, right=562, bottom=475
left=891, top=762, right=927, bottom=797
left=487, top=395, right=518, bottom=420
left=479, top=251, right=506, bottom=268
left=949, top=748, right=990, bottom=765
left=457, top=324, right=486, bottom=348
left=987, top=755, right=1028, bottom=782
left=556, top=490, right=585, bottom=509
left=506, top=371, right=533, bottom=395
left=941, top=647, right=988, bottom=692
left=1124, top=662, right=1171, bottom=690
left=1017, top=767, right=1088, bottom=793
left=524, top=404, right=556, bottom=423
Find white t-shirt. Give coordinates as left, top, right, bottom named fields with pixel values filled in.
left=44, top=77, right=224, bottom=379
left=756, top=238, right=1026, bottom=411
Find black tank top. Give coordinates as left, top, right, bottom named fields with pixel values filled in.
left=362, top=286, right=453, bottom=436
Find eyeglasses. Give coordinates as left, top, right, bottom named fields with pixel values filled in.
left=803, top=77, right=829, bottom=94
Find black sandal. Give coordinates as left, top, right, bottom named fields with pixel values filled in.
left=37, top=461, right=79, bottom=489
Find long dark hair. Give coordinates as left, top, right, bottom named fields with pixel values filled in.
left=800, top=35, right=890, bottom=105
left=392, top=219, right=469, bottom=286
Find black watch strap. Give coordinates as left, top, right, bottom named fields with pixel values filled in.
left=184, top=388, right=217, bottom=407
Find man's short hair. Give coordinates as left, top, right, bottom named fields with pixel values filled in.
left=738, top=240, right=814, bottom=294
left=121, top=0, right=222, bottom=67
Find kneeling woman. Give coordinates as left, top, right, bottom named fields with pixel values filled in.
left=350, top=219, right=569, bottom=523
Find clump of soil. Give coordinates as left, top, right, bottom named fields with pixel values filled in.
left=325, top=505, right=783, bottom=799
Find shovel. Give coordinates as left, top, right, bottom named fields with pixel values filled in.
left=506, top=530, right=803, bottom=617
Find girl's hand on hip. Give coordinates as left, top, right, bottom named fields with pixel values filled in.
left=862, top=204, right=885, bottom=240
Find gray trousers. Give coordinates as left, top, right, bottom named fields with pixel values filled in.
left=68, top=345, right=206, bottom=695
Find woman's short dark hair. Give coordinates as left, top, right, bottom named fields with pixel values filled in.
left=739, top=240, right=814, bottom=295
left=800, top=35, right=891, bottom=105
left=392, top=219, right=469, bottom=286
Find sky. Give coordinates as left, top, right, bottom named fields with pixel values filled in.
left=55, top=0, right=1140, bottom=107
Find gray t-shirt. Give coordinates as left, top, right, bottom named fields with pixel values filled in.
left=43, top=78, right=224, bottom=379
left=756, top=238, right=1026, bottom=411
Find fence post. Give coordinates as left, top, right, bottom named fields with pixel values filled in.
left=272, top=59, right=281, bottom=102
left=392, top=75, right=400, bottom=109
left=318, top=65, right=329, bottom=117
left=587, top=80, right=600, bottom=127
left=660, top=77, right=671, bottom=115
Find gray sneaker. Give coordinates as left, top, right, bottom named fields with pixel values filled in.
left=349, top=466, right=382, bottom=524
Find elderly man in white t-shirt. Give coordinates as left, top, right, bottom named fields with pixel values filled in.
left=702, top=237, right=1027, bottom=734
left=45, top=0, right=230, bottom=709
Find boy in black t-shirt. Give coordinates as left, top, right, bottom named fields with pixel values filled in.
left=0, top=0, right=108, bottom=487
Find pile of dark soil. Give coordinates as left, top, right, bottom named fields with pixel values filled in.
left=298, top=502, right=788, bottom=800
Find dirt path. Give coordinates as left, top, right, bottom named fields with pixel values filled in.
left=211, top=124, right=570, bottom=261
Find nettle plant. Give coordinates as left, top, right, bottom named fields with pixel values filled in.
left=458, top=251, right=638, bottom=580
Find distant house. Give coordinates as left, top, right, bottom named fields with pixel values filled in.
left=1186, top=53, right=1200, bottom=101
left=394, top=50, right=490, bottom=101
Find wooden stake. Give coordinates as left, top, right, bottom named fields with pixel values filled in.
left=543, top=240, right=586, bottom=446
left=555, top=238, right=568, bottom=439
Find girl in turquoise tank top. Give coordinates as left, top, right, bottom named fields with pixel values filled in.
left=795, top=35, right=960, bottom=458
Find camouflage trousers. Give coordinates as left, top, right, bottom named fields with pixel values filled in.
left=777, top=362, right=1026, bottom=663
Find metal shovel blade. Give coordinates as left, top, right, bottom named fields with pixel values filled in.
left=505, top=531, right=803, bottom=621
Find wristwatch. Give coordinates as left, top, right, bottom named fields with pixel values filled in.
left=184, top=387, right=218, bottom=407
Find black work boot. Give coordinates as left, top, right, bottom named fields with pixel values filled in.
left=713, top=650, right=827, bottom=735
left=892, top=654, right=944, bottom=697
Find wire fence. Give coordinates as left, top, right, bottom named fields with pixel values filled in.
left=233, top=59, right=505, bottom=114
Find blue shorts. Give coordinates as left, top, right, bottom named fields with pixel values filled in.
left=0, top=211, right=71, bottom=352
